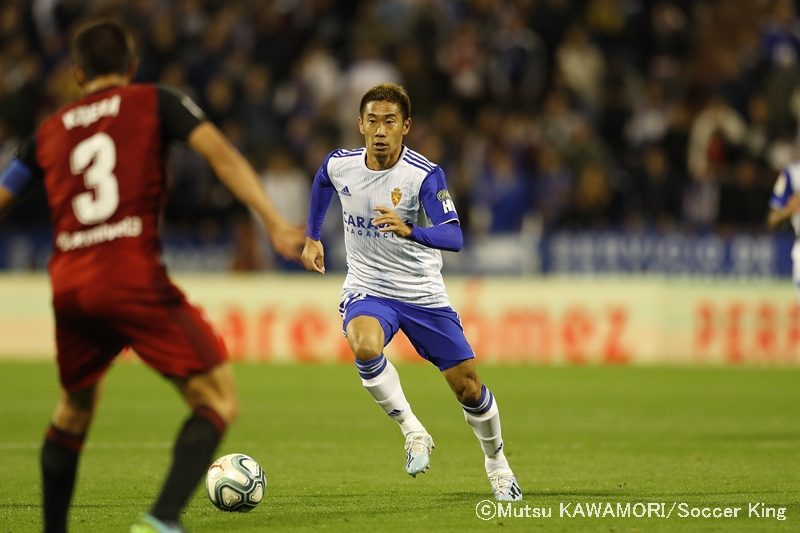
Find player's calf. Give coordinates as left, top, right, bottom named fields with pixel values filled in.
left=459, top=384, right=524, bottom=501
left=41, top=424, right=86, bottom=533
left=149, top=406, right=227, bottom=523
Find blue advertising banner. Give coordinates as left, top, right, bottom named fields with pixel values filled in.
left=0, top=230, right=794, bottom=276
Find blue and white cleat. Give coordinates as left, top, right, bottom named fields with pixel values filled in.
left=488, top=469, right=523, bottom=501
left=130, top=514, right=188, bottom=533
left=404, top=432, right=434, bottom=477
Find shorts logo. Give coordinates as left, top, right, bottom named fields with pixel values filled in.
left=391, top=187, right=402, bottom=207
left=436, top=189, right=450, bottom=201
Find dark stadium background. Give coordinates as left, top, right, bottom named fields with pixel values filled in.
left=0, top=0, right=797, bottom=276
left=1, top=3, right=799, bottom=532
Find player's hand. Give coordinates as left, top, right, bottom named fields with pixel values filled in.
left=787, top=194, right=800, bottom=213
left=268, top=223, right=306, bottom=261
left=372, top=206, right=411, bottom=238
left=302, top=237, right=326, bottom=274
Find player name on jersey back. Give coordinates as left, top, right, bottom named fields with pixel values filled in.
left=55, top=215, right=143, bottom=251
left=62, top=95, right=121, bottom=130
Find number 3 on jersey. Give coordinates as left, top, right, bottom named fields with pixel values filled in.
left=70, top=132, right=119, bottom=225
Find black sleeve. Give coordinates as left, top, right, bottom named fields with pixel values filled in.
left=156, top=86, right=207, bottom=143
left=15, top=135, right=43, bottom=180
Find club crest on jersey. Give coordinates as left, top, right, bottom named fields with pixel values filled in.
left=437, top=189, right=451, bottom=201
left=391, top=187, right=402, bottom=207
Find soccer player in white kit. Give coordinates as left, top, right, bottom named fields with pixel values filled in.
left=302, top=84, right=522, bottom=501
left=768, top=162, right=800, bottom=291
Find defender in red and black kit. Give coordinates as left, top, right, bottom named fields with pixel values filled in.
left=0, top=20, right=304, bottom=533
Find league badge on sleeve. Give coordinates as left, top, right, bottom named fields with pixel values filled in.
left=437, top=189, right=455, bottom=213
left=391, top=187, right=403, bottom=207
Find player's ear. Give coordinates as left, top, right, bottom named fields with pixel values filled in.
left=357, top=115, right=365, bottom=135
left=402, top=117, right=411, bottom=135
left=127, top=58, right=139, bottom=81
left=72, top=65, right=86, bottom=88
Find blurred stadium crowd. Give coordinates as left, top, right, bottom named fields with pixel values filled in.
left=0, top=0, right=798, bottom=269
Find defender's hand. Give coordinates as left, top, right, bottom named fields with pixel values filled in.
left=269, top=223, right=306, bottom=261
left=302, top=237, right=326, bottom=274
left=373, top=206, right=411, bottom=238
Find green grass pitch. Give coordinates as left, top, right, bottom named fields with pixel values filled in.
left=0, top=361, right=798, bottom=532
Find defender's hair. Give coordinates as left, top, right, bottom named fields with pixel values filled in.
left=359, top=83, right=411, bottom=120
left=71, top=20, right=134, bottom=80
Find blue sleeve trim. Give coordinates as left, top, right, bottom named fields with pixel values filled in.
left=407, top=220, right=463, bottom=252
left=306, top=153, right=336, bottom=240
left=419, top=167, right=459, bottom=226
left=771, top=168, right=794, bottom=208
left=403, top=156, right=432, bottom=174
left=0, top=159, right=34, bottom=196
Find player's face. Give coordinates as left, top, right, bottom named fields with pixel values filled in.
left=358, top=101, right=411, bottom=169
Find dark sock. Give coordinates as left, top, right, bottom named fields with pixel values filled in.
left=151, top=407, right=226, bottom=521
left=41, top=425, right=86, bottom=533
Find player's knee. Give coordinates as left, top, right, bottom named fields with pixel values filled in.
left=53, top=396, right=95, bottom=434
left=454, top=376, right=482, bottom=405
left=183, top=369, right=239, bottom=424
left=207, top=385, right=238, bottom=425
left=220, top=393, right=239, bottom=424
left=192, top=392, right=238, bottom=425
left=350, top=339, right=383, bottom=361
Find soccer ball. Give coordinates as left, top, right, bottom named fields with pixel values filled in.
left=206, top=453, right=266, bottom=512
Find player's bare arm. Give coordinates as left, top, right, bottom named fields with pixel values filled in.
left=372, top=205, right=412, bottom=238
left=768, top=193, right=800, bottom=230
left=0, top=186, right=16, bottom=218
left=188, top=122, right=305, bottom=260
left=301, top=237, right=325, bottom=274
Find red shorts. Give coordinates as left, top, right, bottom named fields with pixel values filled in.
left=53, top=281, right=228, bottom=391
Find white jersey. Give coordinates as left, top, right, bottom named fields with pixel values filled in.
left=318, top=146, right=459, bottom=307
left=770, top=162, right=800, bottom=282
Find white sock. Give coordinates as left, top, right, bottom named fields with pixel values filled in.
left=462, top=386, right=511, bottom=473
left=356, top=354, right=426, bottom=437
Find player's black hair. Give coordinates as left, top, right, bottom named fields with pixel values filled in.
left=71, top=20, right=134, bottom=80
left=360, top=83, right=411, bottom=120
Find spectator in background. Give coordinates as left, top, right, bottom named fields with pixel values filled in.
left=760, top=0, right=800, bottom=68
left=533, top=144, right=573, bottom=230
left=744, top=94, right=770, bottom=160
left=719, top=156, right=772, bottom=231
left=649, top=1, right=690, bottom=61
left=535, top=90, right=582, bottom=151
left=625, top=82, right=669, bottom=149
left=2, top=0, right=800, bottom=269
left=256, top=148, right=309, bottom=269
left=473, top=141, right=532, bottom=234
left=486, top=11, right=547, bottom=107
left=260, top=149, right=309, bottom=228
left=239, top=64, right=280, bottom=156
left=687, top=95, right=747, bottom=181
left=437, top=20, right=487, bottom=111
left=556, top=23, right=606, bottom=113
left=297, top=40, right=342, bottom=110
left=567, top=162, right=617, bottom=227
left=339, top=40, right=400, bottom=147
left=631, top=146, right=684, bottom=228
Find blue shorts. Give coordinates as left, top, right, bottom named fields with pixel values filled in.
left=339, top=293, right=474, bottom=371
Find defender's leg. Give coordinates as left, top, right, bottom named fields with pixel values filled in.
left=43, top=385, right=98, bottom=533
